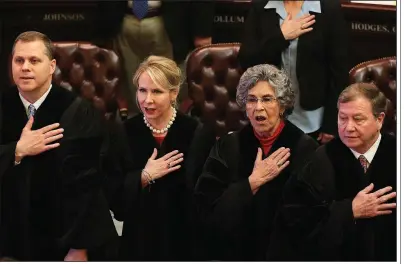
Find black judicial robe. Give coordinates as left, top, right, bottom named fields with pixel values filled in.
left=0, top=85, right=117, bottom=260
left=0, top=91, right=13, bottom=178
left=194, top=121, right=318, bottom=260
left=274, top=134, right=396, bottom=261
left=110, top=113, right=216, bottom=261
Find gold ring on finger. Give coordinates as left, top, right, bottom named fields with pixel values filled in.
left=300, top=25, right=304, bottom=30
left=167, top=162, right=171, bottom=168
left=277, top=162, right=283, bottom=168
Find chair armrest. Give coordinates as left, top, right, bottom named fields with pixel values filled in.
left=116, top=94, right=128, bottom=121
left=179, top=98, right=194, bottom=115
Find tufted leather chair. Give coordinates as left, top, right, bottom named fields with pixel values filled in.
left=186, top=43, right=248, bottom=137
left=52, top=42, right=128, bottom=120
left=349, top=56, right=396, bottom=135
left=9, top=42, right=128, bottom=120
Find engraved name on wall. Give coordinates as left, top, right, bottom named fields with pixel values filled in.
left=351, top=21, right=395, bottom=34
left=213, top=15, right=395, bottom=35
left=214, top=15, right=245, bottom=24
left=43, top=13, right=86, bottom=21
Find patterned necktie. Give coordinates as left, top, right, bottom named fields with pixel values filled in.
left=28, top=104, right=36, bottom=118
left=358, top=155, right=369, bottom=173
left=132, top=0, right=148, bottom=19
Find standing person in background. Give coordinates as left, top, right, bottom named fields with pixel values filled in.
left=96, top=0, right=215, bottom=117
left=238, top=0, right=349, bottom=143
left=0, top=31, right=117, bottom=261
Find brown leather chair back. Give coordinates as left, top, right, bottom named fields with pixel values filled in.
left=53, top=42, right=127, bottom=120
left=186, top=43, right=248, bottom=137
left=349, top=56, right=396, bottom=135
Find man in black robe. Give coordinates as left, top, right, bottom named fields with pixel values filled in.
left=272, top=83, right=396, bottom=261
left=0, top=31, right=117, bottom=261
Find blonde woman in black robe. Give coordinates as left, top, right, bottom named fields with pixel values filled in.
left=108, top=55, right=215, bottom=261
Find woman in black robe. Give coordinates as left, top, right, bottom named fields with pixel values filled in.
left=108, top=56, right=215, bottom=261
left=194, top=64, right=318, bottom=260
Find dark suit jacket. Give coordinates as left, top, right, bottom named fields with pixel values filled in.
left=273, top=134, right=396, bottom=261
left=96, top=1, right=215, bottom=63
left=194, top=121, right=318, bottom=260
left=238, top=0, right=349, bottom=134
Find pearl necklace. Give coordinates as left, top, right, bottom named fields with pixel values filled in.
left=143, top=107, right=177, bottom=134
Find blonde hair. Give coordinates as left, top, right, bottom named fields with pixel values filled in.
left=133, top=55, right=182, bottom=108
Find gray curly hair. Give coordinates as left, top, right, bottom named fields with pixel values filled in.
left=236, top=64, right=295, bottom=116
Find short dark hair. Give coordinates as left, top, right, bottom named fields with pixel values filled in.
left=12, top=31, right=53, bottom=60
left=337, top=82, right=387, bottom=117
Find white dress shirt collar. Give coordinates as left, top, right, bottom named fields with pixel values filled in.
left=264, top=1, right=322, bottom=18
left=19, top=84, right=53, bottom=117
left=350, top=133, right=382, bottom=164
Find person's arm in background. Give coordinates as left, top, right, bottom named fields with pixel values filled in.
left=319, top=0, right=349, bottom=141
left=238, top=2, right=289, bottom=70
left=190, top=0, right=215, bottom=48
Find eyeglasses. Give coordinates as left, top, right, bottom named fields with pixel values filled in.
left=246, top=96, right=278, bottom=106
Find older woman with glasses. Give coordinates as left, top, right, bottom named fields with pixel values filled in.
left=195, top=64, right=318, bottom=261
